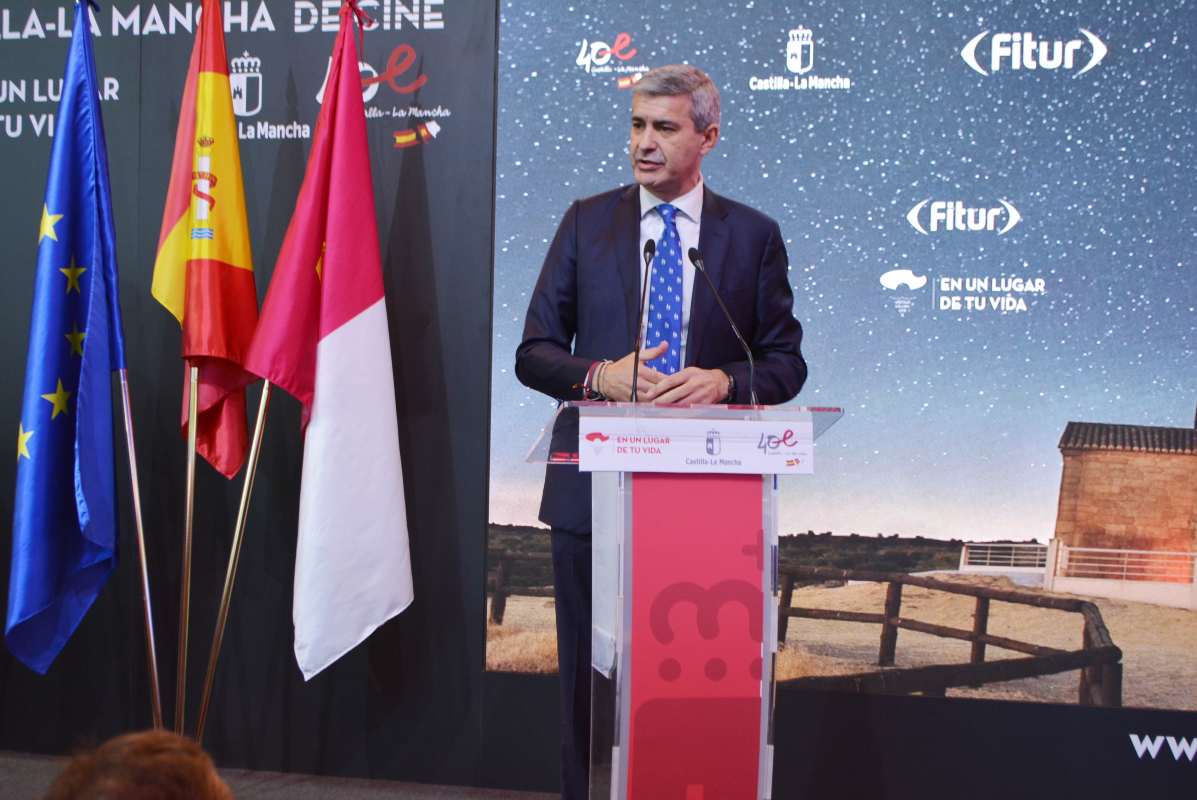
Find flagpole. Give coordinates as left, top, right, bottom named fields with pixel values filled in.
left=175, top=364, right=200, bottom=735
left=119, top=370, right=164, bottom=730
left=195, top=381, right=271, bottom=743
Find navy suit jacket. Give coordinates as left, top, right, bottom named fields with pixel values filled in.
left=515, top=184, right=807, bottom=533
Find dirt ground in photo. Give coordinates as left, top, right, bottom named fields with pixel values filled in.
left=485, top=577, right=1197, bottom=711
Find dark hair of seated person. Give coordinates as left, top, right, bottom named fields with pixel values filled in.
left=45, top=729, right=232, bottom=800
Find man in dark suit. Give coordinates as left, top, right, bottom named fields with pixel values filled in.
left=515, top=64, right=806, bottom=799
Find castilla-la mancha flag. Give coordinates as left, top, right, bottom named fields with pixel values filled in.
left=245, top=1, right=413, bottom=680
left=151, top=0, right=258, bottom=478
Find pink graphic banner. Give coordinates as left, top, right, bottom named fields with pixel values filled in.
left=628, top=472, right=765, bottom=799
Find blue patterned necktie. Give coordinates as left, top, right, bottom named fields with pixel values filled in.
left=645, top=203, right=683, bottom=375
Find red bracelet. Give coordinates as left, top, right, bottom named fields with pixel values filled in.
left=582, top=360, right=604, bottom=400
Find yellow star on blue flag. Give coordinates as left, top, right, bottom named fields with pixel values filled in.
left=65, top=321, right=87, bottom=356
left=39, top=205, right=63, bottom=244
left=40, top=379, right=73, bottom=420
left=16, top=424, right=34, bottom=461
left=60, top=259, right=86, bottom=294
left=8, top=1, right=128, bottom=675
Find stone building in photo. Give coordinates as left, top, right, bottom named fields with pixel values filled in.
left=1054, top=419, right=1197, bottom=553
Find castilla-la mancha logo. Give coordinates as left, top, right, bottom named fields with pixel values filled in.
left=906, top=199, right=1021, bottom=236
left=786, top=27, right=814, bottom=74
left=749, top=26, right=851, bottom=93
left=232, top=50, right=310, bottom=141
left=961, top=29, right=1107, bottom=76
left=230, top=51, right=262, bottom=118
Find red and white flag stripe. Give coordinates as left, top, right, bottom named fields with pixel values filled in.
left=294, top=298, right=412, bottom=679
left=245, top=1, right=412, bottom=679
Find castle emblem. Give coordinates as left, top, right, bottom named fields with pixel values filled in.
left=230, top=51, right=262, bottom=118
left=786, top=27, right=814, bottom=75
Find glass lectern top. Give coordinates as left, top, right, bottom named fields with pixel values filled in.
left=525, top=401, right=843, bottom=464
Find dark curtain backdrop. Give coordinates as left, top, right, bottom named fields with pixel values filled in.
left=0, top=0, right=499, bottom=787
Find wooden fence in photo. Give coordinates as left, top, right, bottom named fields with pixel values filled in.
left=777, top=565, right=1123, bottom=707
left=487, top=550, right=553, bottom=624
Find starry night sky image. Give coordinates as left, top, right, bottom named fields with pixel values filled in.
left=488, top=1, right=1197, bottom=542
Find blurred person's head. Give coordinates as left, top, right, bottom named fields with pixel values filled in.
left=45, top=729, right=232, bottom=800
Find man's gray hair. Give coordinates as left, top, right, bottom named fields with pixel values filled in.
left=632, top=64, right=721, bottom=132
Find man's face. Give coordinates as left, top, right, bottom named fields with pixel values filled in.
left=629, top=93, right=718, bottom=201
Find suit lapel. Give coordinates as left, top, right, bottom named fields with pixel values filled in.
left=686, top=187, right=731, bottom=366
left=613, top=186, right=642, bottom=349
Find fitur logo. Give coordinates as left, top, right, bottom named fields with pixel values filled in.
left=906, top=199, right=1021, bottom=236
left=961, top=29, right=1108, bottom=76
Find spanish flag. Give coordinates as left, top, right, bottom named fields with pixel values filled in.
left=151, top=0, right=258, bottom=478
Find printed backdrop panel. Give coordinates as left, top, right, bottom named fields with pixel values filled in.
left=486, top=0, right=1197, bottom=735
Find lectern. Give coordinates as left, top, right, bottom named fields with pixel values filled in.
left=530, top=402, right=841, bottom=799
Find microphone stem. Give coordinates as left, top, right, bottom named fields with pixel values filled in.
left=693, top=256, right=759, bottom=406
left=631, top=244, right=655, bottom=403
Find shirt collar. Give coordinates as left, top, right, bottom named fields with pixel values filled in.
left=639, top=176, right=704, bottom=223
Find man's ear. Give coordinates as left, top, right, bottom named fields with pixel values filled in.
left=699, top=124, right=720, bottom=155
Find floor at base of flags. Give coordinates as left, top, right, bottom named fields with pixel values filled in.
left=0, top=751, right=556, bottom=799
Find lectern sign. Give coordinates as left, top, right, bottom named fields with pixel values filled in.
left=529, top=403, right=842, bottom=798
left=577, top=413, right=814, bottom=474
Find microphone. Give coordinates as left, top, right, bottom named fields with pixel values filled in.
left=631, top=239, right=655, bottom=403
left=688, top=247, right=758, bottom=406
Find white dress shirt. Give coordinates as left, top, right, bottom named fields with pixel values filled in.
left=638, top=178, right=703, bottom=366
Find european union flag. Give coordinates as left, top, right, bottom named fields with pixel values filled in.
left=7, top=1, right=127, bottom=674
